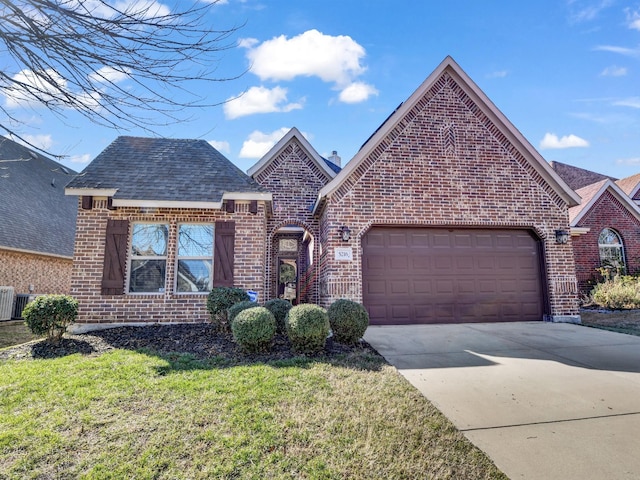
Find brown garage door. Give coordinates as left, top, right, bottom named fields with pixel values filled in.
left=362, top=227, right=545, bottom=325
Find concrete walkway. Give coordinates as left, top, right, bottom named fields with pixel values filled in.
left=364, top=322, right=640, bottom=480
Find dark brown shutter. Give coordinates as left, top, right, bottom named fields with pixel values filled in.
left=213, top=221, right=235, bottom=287
left=225, top=200, right=235, bottom=213
left=82, top=196, right=93, bottom=210
left=101, top=219, right=129, bottom=295
left=249, top=200, right=258, bottom=214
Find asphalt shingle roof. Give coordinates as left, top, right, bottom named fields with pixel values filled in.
left=568, top=179, right=608, bottom=224
left=67, top=137, right=267, bottom=203
left=615, top=173, right=640, bottom=199
left=549, top=161, right=617, bottom=191
left=0, top=136, right=78, bottom=257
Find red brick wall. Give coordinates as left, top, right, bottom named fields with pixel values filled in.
left=572, top=190, right=640, bottom=293
left=253, top=138, right=333, bottom=304
left=0, top=248, right=72, bottom=294
left=70, top=198, right=267, bottom=325
left=318, top=70, right=579, bottom=319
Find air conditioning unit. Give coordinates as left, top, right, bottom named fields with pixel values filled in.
left=0, top=286, right=15, bottom=321
left=13, top=294, right=31, bottom=320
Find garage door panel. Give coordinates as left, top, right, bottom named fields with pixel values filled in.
left=362, top=227, right=544, bottom=325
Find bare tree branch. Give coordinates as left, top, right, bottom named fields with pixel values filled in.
left=0, top=0, right=244, bottom=156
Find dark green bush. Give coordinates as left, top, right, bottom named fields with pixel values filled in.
left=590, top=275, right=640, bottom=309
left=327, top=299, right=369, bottom=344
left=207, top=287, right=249, bottom=330
left=23, top=294, right=78, bottom=343
left=264, top=298, right=292, bottom=334
left=285, top=304, right=330, bottom=354
left=231, top=307, right=276, bottom=353
left=228, top=300, right=258, bottom=323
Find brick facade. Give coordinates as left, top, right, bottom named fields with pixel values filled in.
left=572, top=190, right=640, bottom=293
left=252, top=137, right=333, bottom=304
left=0, top=248, right=72, bottom=294
left=70, top=198, right=266, bottom=326
left=316, top=70, right=580, bottom=319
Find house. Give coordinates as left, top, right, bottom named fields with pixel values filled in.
left=0, top=136, right=77, bottom=317
left=616, top=173, right=640, bottom=206
left=550, top=162, right=640, bottom=293
left=66, top=56, right=583, bottom=330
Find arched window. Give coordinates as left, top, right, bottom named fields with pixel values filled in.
left=598, top=228, right=626, bottom=272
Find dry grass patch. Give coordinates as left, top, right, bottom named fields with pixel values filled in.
left=580, top=309, right=640, bottom=336
left=0, top=321, right=42, bottom=349
left=0, top=348, right=506, bottom=479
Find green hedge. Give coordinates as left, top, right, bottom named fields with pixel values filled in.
left=207, top=287, right=249, bottom=330
left=327, top=299, right=369, bottom=344
left=23, top=294, right=78, bottom=343
left=285, top=304, right=329, bottom=354
left=590, top=276, right=640, bottom=309
left=231, top=307, right=276, bottom=352
left=264, top=298, right=292, bottom=334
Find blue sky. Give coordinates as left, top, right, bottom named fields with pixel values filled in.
left=4, top=0, right=640, bottom=180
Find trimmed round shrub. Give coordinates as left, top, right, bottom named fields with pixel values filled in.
left=23, top=294, right=78, bottom=343
left=327, top=299, right=370, bottom=344
left=231, top=307, right=276, bottom=352
left=228, top=300, right=258, bottom=323
left=264, top=298, right=292, bottom=334
left=207, top=287, right=249, bottom=330
left=285, top=304, right=330, bottom=354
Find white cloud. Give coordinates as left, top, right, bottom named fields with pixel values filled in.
left=70, top=153, right=91, bottom=164
left=569, top=0, right=613, bottom=23
left=208, top=140, right=230, bottom=154
left=224, top=86, right=303, bottom=119
left=539, top=133, right=589, bottom=149
left=338, top=82, right=379, bottom=104
left=242, top=29, right=368, bottom=87
left=614, top=97, right=640, bottom=108
left=238, top=37, right=259, bottom=49
left=89, top=66, right=130, bottom=84
left=239, top=128, right=292, bottom=158
left=4, top=69, right=67, bottom=108
left=594, top=45, right=640, bottom=57
left=626, top=8, right=640, bottom=31
left=486, top=70, right=508, bottom=79
left=600, top=65, right=627, bottom=77
left=616, top=157, right=640, bottom=166
left=21, top=134, right=53, bottom=151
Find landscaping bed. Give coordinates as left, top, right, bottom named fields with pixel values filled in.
left=580, top=308, right=640, bottom=336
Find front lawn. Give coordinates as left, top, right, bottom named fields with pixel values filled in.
left=0, top=320, right=42, bottom=349
left=0, top=338, right=506, bottom=479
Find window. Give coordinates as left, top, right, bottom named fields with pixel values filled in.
left=598, top=228, right=626, bottom=272
left=176, top=224, right=214, bottom=292
left=129, top=223, right=169, bottom=293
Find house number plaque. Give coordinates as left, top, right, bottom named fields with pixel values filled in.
left=334, top=247, right=353, bottom=261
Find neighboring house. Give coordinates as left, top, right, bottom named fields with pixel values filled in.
left=616, top=173, right=640, bottom=206
left=569, top=180, right=640, bottom=291
left=550, top=162, right=640, bottom=293
left=66, top=56, right=583, bottom=330
left=0, top=136, right=77, bottom=317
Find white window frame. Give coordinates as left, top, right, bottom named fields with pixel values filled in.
left=175, top=223, right=214, bottom=294
left=128, top=222, right=169, bottom=294
left=598, top=227, right=626, bottom=273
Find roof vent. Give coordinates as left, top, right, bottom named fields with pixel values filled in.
left=328, top=150, right=341, bottom=167
left=51, top=178, right=55, bottom=187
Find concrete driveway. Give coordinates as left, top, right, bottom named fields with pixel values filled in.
left=364, top=322, right=640, bottom=480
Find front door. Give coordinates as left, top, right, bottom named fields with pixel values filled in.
left=278, top=258, right=298, bottom=304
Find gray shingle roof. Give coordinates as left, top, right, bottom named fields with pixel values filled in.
left=549, top=161, right=617, bottom=191
left=0, top=136, right=78, bottom=257
left=67, top=137, right=267, bottom=203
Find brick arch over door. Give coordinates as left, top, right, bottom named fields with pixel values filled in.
left=266, top=219, right=319, bottom=304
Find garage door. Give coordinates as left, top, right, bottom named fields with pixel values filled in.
left=362, top=228, right=545, bottom=325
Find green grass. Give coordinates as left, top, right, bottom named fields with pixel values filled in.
left=0, top=348, right=506, bottom=479
left=0, top=321, right=42, bottom=349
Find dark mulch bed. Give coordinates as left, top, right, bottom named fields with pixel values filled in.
left=0, top=323, right=377, bottom=363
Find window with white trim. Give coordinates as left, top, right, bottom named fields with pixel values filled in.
left=598, top=228, right=626, bottom=272
left=129, top=223, right=169, bottom=293
left=176, top=224, right=214, bottom=293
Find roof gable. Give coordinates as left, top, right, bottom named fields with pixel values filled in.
left=549, top=161, right=617, bottom=191
left=0, top=136, right=78, bottom=257
left=66, top=136, right=270, bottom=208
left=616, top=173, right=640, bottom=200
left=569, top=179, right=640, bottom=226
left=247, top=127, right=338, bottom=181
left=314, top=56, right=580, bottom=212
